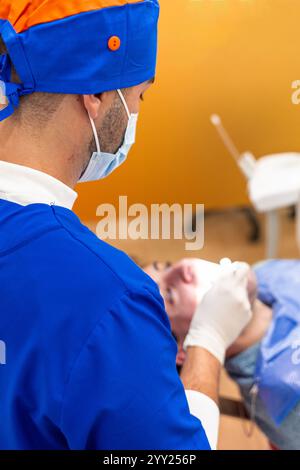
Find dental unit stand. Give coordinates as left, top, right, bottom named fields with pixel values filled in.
left=211, top=114, right=300, bottom=258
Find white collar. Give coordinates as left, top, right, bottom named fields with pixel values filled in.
left=0, top=161, right=78, bottom=210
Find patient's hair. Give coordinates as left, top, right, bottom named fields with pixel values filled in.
left=0, top=38, right=65, bottom=125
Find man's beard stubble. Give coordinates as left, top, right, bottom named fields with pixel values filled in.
left=79, top=91, right=128, bottom=179
left=88, top=91, right=128, bottom=156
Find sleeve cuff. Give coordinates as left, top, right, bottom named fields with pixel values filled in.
left=185, top=389, right=220, bottom=450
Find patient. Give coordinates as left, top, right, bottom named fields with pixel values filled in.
left=144, top=259, right=300, bottom=450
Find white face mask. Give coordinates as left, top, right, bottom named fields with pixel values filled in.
left=79, top=89, right=138, bottom=183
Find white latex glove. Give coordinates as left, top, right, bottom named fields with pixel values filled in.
left=183, top=262, right=252, bottom=365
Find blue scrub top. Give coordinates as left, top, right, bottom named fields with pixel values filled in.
left=0, top=200, right=210, bottom=450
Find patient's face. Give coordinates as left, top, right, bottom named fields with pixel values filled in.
left=144, top=258, right=257, bottom=345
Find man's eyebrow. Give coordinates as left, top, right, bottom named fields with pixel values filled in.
left=148, top=77, right=155, bottom=84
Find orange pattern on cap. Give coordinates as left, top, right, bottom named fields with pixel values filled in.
left=0, top=0, right=144, bottom=33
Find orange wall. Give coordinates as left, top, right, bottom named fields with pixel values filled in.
left=75, top=0, right=300, bottom=222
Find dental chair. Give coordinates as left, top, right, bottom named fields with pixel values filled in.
left=211, top=115, right=300, bottom=258
left=220, top=396, right=249, bottom=420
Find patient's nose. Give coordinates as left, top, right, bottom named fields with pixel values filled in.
left=165, top=265, right=194, bottom=285
left=181, top=265, right=194, bottom=283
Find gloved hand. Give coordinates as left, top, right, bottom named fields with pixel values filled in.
left=183, top=262, right=252, bottom=365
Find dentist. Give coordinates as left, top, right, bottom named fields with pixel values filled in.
left=0, top=0, right=251, bottom=450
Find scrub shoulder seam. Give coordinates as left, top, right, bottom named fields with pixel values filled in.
left=0, top=226, right=64, bottom=258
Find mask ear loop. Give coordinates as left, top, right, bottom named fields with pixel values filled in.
left=87, top=89, right=131, bottom=158
left=117, top=89, right=131, bottom=120
left=88, top=114, right=101, bottom=154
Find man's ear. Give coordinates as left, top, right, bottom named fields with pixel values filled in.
left=83, top=94, right=102, bottom=120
